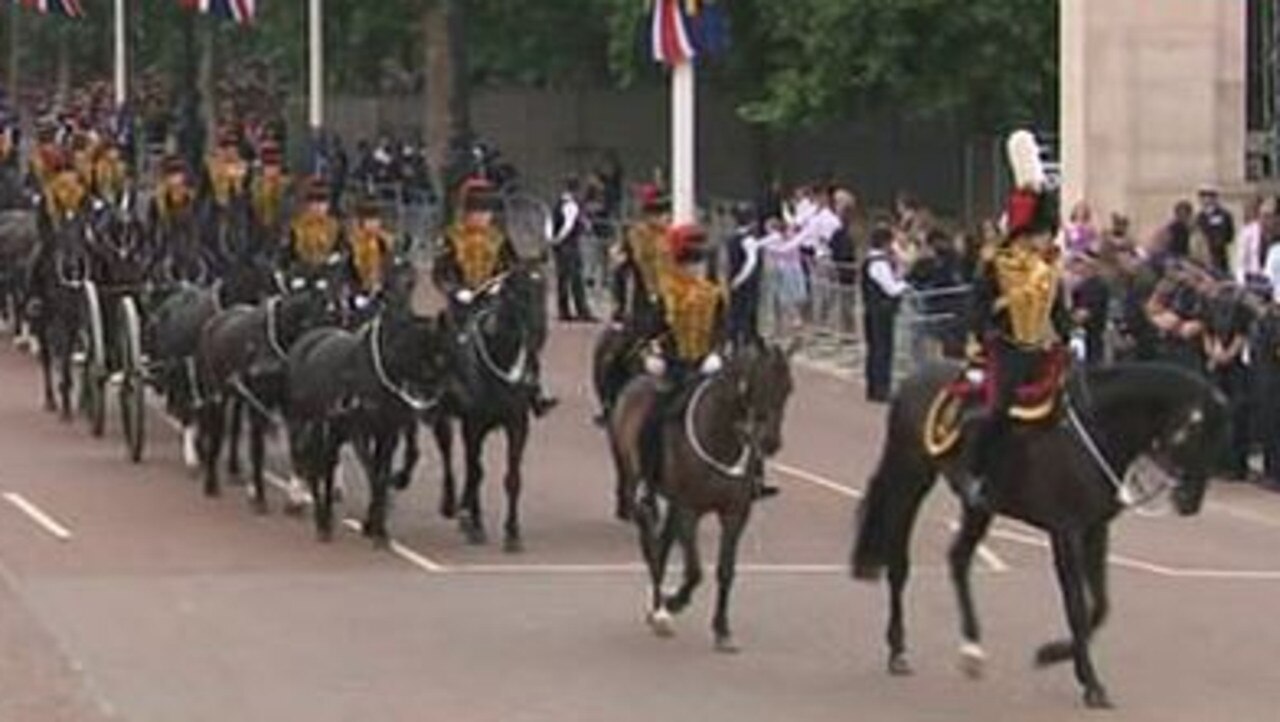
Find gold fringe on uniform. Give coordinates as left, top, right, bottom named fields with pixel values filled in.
left=447, top=223, right=503, bottom=289
left=291, top=211, right=340, bottom=267
left=660, top=270, right=724, bottom=362
left=350, top=224, right=390, bottom=292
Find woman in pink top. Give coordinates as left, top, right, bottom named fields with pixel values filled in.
left=1065, top=200, right=1099, bottom=255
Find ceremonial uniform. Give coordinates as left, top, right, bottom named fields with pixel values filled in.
left=964, top=131, right=1071, bottom=501
left=152, top=157, right=196, bottom=228
left=347, top=201, right=393, bottom=298
left=251, top=143, right=289, bottom=243
left=288, top=178, right=341, bottom=274
left=433, top=176, right=557, bottom=417
left=654, top=225, right=726, bottom=376
left=206, top=144, right=248, bottom=209
left=90, top=142, right=127, bottom=204
left=612, top=185, right=669, bottom=328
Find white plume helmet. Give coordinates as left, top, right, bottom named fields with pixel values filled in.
left=1006, top=129, right=1046, bottom=192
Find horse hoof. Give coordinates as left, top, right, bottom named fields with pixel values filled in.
left=646, top=608, right=675, bottom=638
left=888, top=655, right=914, bottom=677
left=459, top=517, right=487, bottom=545
left=1034, top=641, right=1074, bottom=668
left=1083, top=687, right=1114, bottom=710
left=714, top=635, right=740, bottom=654
left=503, top=536, right=524, bottom=554
left=958, top=643, right=987, bottom=679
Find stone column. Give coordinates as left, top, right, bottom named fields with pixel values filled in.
left=1060, top=0, right=1246, bottom=240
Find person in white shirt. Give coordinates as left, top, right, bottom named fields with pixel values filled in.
left=550, top=176, right=596, bottom=322
left=1236, top=196, right=1265, bottom=286
left=861, top=226, right=909, bottom=402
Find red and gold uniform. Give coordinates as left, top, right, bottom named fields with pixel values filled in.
left=288, top=178, right=340, bottom=270
left=656, top=224, right=725, bottom=369
left=206, top=129, right=247, bottom=208
left=251, top=142, right=289, bottom=234
left=347, top=204, right=392, bottom=294
left=432, top=178, right=514, bottom=297
left=154, top=157, right=195, bottom=225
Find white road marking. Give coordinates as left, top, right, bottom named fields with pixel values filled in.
left=1206, top=500, right=1280, bottom=529
left=769, top=461, right=1010, bottom=573
left=338, top=518, right=448, bottom=574
left=3, top=492, right=73, bottom=541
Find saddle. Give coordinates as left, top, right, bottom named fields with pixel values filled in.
left=923, top=345, right=1068, bottom=458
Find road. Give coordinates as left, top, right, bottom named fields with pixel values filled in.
left=1, top=321, right=1279, bottom=722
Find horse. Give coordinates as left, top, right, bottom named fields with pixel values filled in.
left=591, top=308, right=665, bottom=435
left=0, top=207, right=41, bottom=344
left=146, top=250, right=279, bottom=467
left=607, top=342, right=796, bottom=652
left=431, top=261, right=549, bottom=552
left=285, top=261, right=450, bottom=545
left=28, top=211, right=92, bottom=419
left=195, top=272, right=340, bottom=510
left=850, top=361, right=1230, bottom=709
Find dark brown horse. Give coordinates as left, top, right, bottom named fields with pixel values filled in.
left=851, top=361, right=1229, bottom=709
left=607, top=342, right=796, bottom=652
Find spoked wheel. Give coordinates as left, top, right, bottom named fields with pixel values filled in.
left=79, top=281, right=107, bottom=438
left=118, top=295, right=146, bottom=463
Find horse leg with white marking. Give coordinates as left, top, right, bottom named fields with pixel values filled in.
left=637, top=493, right=677, bottom=638
left=501, top=416, right=529, bottom=553
left=362, top=430, right=398, bottom=548
left=949, top=505, right=994, bottom=678
left=199, top=396, right=226, bottom=498
left=661, top=507, right=702, bottom=614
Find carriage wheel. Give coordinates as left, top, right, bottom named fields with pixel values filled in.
left=80, top=281, right=107, bottom=438
left=118, top=295, right=146, bottom=463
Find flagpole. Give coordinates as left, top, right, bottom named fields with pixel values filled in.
left=113, top=0, right=126, bottom=108
left=671, top=59, right=696, bottom=225
left=308, top=0, right=323, bottom=136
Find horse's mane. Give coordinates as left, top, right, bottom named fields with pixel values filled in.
left=1084, top=362, right=1225, bottom=418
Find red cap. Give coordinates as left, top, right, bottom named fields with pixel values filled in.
left=665, top=223, right=707, bottom=262
left=637, top=183, right=669, bottom=213
left=304, top=176, right=330, bottom=203
left=163, top=155, right=186, bottom=176
left=458, top=176, right=497, bottom=211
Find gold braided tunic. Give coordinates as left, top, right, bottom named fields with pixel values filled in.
left=72, top=147, right=95, bottom=186
left=626, top=219, right=669, bottom=299
left=156, top=178, right=195, bottom=224
left=30, top=144, right=64, bottom=190
left=92, top=149, right=126, bottom=201
left=46, top=171, right=86, bottom=220
left=445, top=222, right=504, bottom=289
left=990, top=234, right=1062, bottom=348
left=349, top=222, right=391, bottom=293
left=251, top=171, right=288, bottom=229
left=660, top=269, right=724, bottom=362
left=207, top=153, right=247, bottom=207
left=291, top=209, right=340, bottom=267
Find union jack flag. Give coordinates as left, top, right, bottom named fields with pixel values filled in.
left=179, top=0, right=256, bottom=26
left=649, top=0, right=727, bottom=66
left=17, top=0, right=85, bottom=18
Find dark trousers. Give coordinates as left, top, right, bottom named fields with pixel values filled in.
left=1258, top=372, right=1280, bottom=484
left=553, top=241, right=592, bottom=320
left=863, top=306, right=897, bottom=401
left=968, top=341, right=1044, bottom=476
left=1213, top=361, right=1251, bottom=479
left=728, top=287, right=760, bottom=347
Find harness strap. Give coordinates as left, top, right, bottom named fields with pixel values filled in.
left=265, top=296, right=289, bottom=360
left=368, top=315, right=440, bottom=414
left=1063, top=399, right=1136, bottom=507
left=472, top=306, right=528, bottom=386
left=683, top=375, right=752, bottom=479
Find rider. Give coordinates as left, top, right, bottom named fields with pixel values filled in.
left=345, top=195, right=393, bottom=314
left=963, top=130, right=1072, bottom=506
left=612, top=183, right=670, bottom=326
left=205, top=125, right=249, bottom=211
left=286, top=176, right=342, bottom=278
left=152, top=154, right=196, bottom=230
left=250, top=140, right=290, bottom=246
left=433, top=175, right=558, bottom=417
left=28, top=118, right=65, bottom=200
left=90, top=135, right=128, bottom=206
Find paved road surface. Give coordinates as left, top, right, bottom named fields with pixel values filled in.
left=1, top=322, right=1279, bottom=722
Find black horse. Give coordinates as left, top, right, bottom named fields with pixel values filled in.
left=850, top=361, right=1230, bottom=709
left=607, top=343, right=796, bottom=651
left=432, top=261, right=549, bottom=552
left=195, top=273, right=339, bottom=509
left=28, top=212, right=91, bottom=419
left=146, top=251, right=278, bottom=468
left=285, top=262, right=449, bottom=545
left=0, top=207, right=40, bottom=345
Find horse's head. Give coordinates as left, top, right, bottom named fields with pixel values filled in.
left=281, top=271, right=341, bottom=336
left=729, top=339, right=798, bottom=457
left=1146, top=381, right=1231, bottom=515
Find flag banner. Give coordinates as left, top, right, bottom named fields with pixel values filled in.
left=17, top=0, right=85, bottom=18
left=649, top=0, right=727, bottom=66
left=179, top=0, right=256, bottom=26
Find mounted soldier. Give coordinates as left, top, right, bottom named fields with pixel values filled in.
left=89, top=135, right=128, bottom=207
left=612, top=183, right=670, bottom=327
left=286, top=176, right=341, bottom=279
left=432, top=175, right=558, bottom=416
left=151, top=154, right=203, bottom=282
left=250, top=140, right=289, bottom=249
left=962, top=129, right=1072, bottom=504
left=344, top=194, right=394, bottom=317
left=202, top=125, right=250, bottom=264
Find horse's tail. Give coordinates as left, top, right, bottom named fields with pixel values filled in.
left=851, top=380, right=940, bottom=581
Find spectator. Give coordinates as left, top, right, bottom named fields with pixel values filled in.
left=1252, top=307, right=1280, bottom=491
left=1067, top=251, right=1110, bottom=366
left=761, top=218, right=806, bottom=340
left=1236, top=196, right=1266, bottom=288
left=825, top=189, right=860, bottom=339
left=861, top=226, right=908, bottom=403
left=598, top=150, right=623, bottom=221
left=1158, top=201, right=1195, bottom=259
left=906, top=229, right=966, bottom=359
left=725, top=203, right=763, bottom=347
left=550, top=176, right=595, bottom=322
left=1065, top=200, right=1099, bottom=255
left=1203, top=287, right=1252, bottom=480
left=1195, top=184, right=1235, bottom=275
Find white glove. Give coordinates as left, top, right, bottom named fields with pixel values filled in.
left=699, top=353, right=724, bottom=375
left=643, top=354, right=667, bottom=377
left=354, top=294, right=372, bottom=310
left=1069, top=332, right=1086, bottom=361
left=455, top=289, right=475, bottom=305
left=964, top=368, right=985, bottom=385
